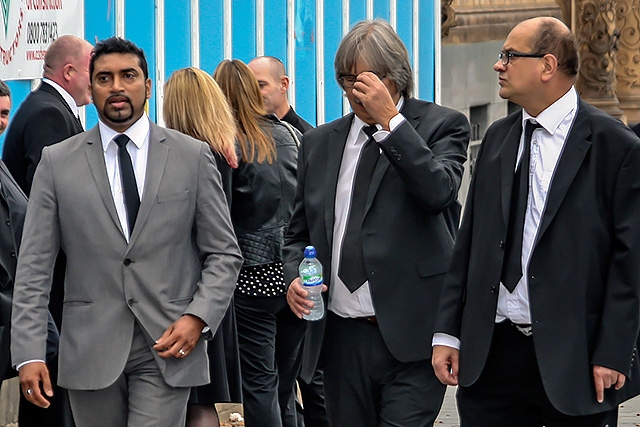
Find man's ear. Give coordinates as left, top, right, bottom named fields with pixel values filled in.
left=540, top=54, right=558, bottom=83
left=281, top=75, right=290, bottom=92
left=62, top=63, right=74, bottom=82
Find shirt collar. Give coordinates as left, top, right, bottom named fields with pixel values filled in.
left=99, top=114, right=150, bottom=152
left=42, top=78, right=80, bottom=118
left=522, top=86, right=577, bottom=135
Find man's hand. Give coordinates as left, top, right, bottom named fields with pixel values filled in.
left=286, top=277, right=327, bottom=319
left=19, top=361, right=53, bottom=408
left=153, top=314, right=205, bottom=359
left=593, top=365, right=626, bottom=403
left=352, top=71, right=399, bottom=130
left=432, top=345, right=460, bottom=386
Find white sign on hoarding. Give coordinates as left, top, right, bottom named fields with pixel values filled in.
left=0, top=0, right=82, bottom=80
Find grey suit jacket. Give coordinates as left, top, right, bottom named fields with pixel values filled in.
left=11, top=120, right=243, bottom=390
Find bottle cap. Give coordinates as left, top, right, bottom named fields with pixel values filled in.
left=304, top=246, right=316, bottom=258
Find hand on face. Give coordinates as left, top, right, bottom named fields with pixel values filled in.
left=350, top=72, right=399, bottom=129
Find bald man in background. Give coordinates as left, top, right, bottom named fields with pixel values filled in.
left=249, top=56, right=313, bottom=134
left=2, top=34, right=92, bottom=427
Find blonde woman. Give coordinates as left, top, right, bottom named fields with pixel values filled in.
left=164, top=67, right=242, bottom=427
left=213, top=59, right=305, bottom=427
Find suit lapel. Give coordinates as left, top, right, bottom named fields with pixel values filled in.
left=324, top=115, right=352, bottom=246
left=84, top=127, right=124, bottom=236
left=498, top=114, right=524, bottom=226
left=535, top=102, right=591, bottom=246
left=127, top=123, right=168, bottom=248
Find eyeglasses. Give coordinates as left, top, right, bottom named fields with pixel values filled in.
left=338, top=72, right=386, bottom=88
left=498, top=51, right=545, bottom=66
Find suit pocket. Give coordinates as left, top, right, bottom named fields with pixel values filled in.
left=168, top=296, right=193, bottom=305
left=63, top=299, right=93, bottom=306
left=417, top=253, right=452, bottom=278
left=157, top=190, right=190, bottom=203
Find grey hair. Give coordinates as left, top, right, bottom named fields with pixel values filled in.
left=334, top=19, right=413, bottom=97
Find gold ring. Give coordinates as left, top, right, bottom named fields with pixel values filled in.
left=179, top=349, right=186, bottom=356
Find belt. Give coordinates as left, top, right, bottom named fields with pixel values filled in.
left=353, top=315, right=378, bottom=326
left=509, top=321, right=533, bottom=336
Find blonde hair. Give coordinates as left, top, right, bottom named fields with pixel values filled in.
left=164, top=67, right=238, bottom=167
left=213, top=59, right=276, bottom=164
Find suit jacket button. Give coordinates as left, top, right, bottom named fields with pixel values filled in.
left=490, top=286, right=497, bottom=294
left=10, top=251, right=15, bottom=258
left=4, top=219, right=9, bottom=226
left=124, top=258, right=132, bottom=266
left=499, top=240, right=504, bottom=248
left=127, top=298, right=136, bottom=305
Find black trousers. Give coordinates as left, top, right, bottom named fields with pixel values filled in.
left=235, top=292, right=306, bottom=427
left=323, top=312, right=446, bottom=427
left=458, top=321, right=618, bottom=427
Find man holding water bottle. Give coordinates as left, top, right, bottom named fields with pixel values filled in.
left=283, top=19, right=470, bottom=427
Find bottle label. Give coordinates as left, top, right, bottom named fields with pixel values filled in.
left=302, top=274, right=323, bottom=286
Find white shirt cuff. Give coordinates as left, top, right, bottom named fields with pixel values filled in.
left=16, top=359, right=45, bottom=370
left=432, top=332, right=461, bottom=350
left=372, top=113, right=406, bottom=142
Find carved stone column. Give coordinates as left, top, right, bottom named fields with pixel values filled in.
left=575, top=0, right=625, bottom=119
left=442, top=0, right=456, bottom=39
left=615, top=0, right=640, bottom=124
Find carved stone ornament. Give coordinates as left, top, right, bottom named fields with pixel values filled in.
left=575, top=0, right=624, bottom=118
left=614, top=0, right=640, bottom=123
left=442, top=0, right=456, bottom=39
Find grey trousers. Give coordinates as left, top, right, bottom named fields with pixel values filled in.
left=67, top=323, right=190, bottom=427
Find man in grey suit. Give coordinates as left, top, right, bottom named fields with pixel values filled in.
left=11, top=37, right=243, bottom=427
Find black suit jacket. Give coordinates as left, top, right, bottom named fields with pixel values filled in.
left=2, top=82, right=82, bottom=330
left=435, top=99, right=640, bottom=415
left=631, top=122, right=640, bottom=138
left=283, top=98, right=470, bottom=381
left=0, top=160, right=27, bottom=380
left=282, top=107, right=313, bottom=134
left=2, top=82, right=84, bottom=196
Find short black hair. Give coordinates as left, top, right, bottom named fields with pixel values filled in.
left=0, top=80, right=10, bottom=98
left=90, top=37, right=149, bottom=81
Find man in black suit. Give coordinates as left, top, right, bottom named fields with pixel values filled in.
left=0, top=80, right=62, bottom=424
left=1, top=34, right=91, bottom=427
left=631, top=122, right=640, bottom=138
left=3, top=35, right=92, bottom=195
left=433, top=17, right=640, bottom=426
left=248, top=56, right=313, bottom=133
left=283, top=19, right=469, bottom=426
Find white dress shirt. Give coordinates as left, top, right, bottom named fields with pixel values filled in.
left=99, top=115, right=150, bottom=241
left=328, top=97, right=405, bottom=318
left=42, top=78, right=80, bottom=119
left=432, top=87, right=578, bottom=349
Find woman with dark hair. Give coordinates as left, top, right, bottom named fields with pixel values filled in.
left=213, top=59, right=306, bottom=427
left=164, top=67, right=242, bottom=427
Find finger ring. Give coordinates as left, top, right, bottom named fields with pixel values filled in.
left=26, top=389, right=33, bottom=395
left=178, top=349, right=186, bottom=356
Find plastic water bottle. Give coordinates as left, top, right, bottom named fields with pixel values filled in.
left=299, top=246, right=325, bottom=321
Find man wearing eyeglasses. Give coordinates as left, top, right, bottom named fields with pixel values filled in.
left=283, top=19, right=470, bottom=426
left=432, top=16, right=640, bottom=426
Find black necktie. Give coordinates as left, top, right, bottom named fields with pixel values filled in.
left=339, top=125, right=379, bottom=293
left=501, top=120, right=542, bottom=292
left=114, top=134, right=140, bottom=235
